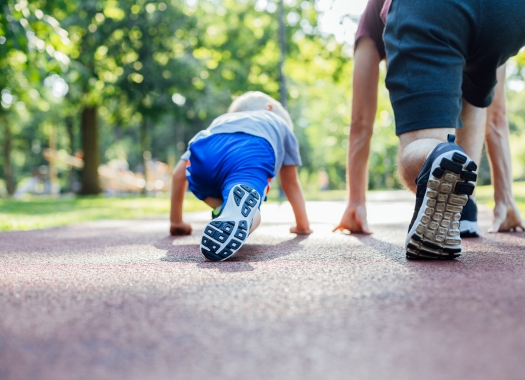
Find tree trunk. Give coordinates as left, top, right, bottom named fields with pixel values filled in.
left=1, top=115, right=15, bottom=195
left=80, top=106, right=101, bottom=195
left=278, top=0, right=287, bottom=108
left=65, top=115, right=76, bottom=192
left=140, top=118, right=150, bottom=195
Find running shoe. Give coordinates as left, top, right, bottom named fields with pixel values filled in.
left=200, top=184, right=261, bottom=261
left=405, top=134, right=477, bottom=259
left=459, top=198, right=480, bottom=237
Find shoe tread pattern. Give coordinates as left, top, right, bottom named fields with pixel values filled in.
left=233, top=187, right=245, bottom=206
left=239, top=185, right=259, bottom=217
left=201, top=185, right=260, bottom=261
left=407, top=152, right=476, bottom=260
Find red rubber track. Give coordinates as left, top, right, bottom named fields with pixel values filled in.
left=1, top=193, right=524, bottom=380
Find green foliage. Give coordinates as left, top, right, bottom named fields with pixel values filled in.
left=0, top=0, right=71, bottom=194
left=506, top=49, right=525, bottom=180
left=3, top=0, right=525, bottom=199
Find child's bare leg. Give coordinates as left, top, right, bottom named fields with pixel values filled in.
left=203, top=197, right=222, bottom=209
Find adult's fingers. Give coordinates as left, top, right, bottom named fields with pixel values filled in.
left=488, top=218, right=503, bottom=233
left=332, top=223, right=342, bottom=232
left=332, top=223, right=373, bottom=235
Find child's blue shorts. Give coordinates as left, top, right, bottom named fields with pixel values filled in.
left=185, top=133, right=275, bottom=209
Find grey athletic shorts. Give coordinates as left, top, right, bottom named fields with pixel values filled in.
left=384, top=0, right=525, bottom=135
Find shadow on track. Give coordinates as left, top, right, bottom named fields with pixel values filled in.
left=157, top=235, right=309, bottom=272
left=349, top=231, right=470, bottom=271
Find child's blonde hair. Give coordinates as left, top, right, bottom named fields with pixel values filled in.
left=228, top=91, right=293, bottom=130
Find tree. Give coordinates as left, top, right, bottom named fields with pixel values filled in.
left=0, top=0, right=69, bottom=195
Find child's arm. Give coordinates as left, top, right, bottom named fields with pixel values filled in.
left=279, top=165, right=312, bottom=235
left=169, top=160, right=192, bottom=235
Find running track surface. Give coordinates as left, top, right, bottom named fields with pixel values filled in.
left=1, top=192, right=525, bottom=380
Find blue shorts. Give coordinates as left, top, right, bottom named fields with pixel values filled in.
left=186, top=133, right=275, bottom=209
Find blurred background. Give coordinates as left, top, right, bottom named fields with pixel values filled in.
left=1, top=0, right=525, bottom=230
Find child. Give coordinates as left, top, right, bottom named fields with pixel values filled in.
left=169, top=91, right=312, bottom=261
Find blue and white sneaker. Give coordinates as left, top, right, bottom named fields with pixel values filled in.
left=406, top=134, right=478, bottom=259
left=459, top=198, right=480, bottom=238
left=200, top=184, right=261, bottom=261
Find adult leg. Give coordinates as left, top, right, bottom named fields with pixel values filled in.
left=385, top=0, right=525, bottom=258
left=385, top=0, right=479, bottom=259
left=457, top=99, right=486, bottom=175
left=456, top=99, right=486, bottom=237
left=398, top=128, right=454, bottom=193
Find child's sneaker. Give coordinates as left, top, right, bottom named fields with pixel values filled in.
left=459, top=198, right=480, bottom=237
left=405, top=134, right=477, bottom=259
left=200, top=184, right=261, bottom=261
left=211, top=206, right=222, bottom=220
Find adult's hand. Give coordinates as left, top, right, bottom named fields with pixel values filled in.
left=170, top=221, right=193, bottom=236
left=333, top=203, right=372, bottom=234
left=489, top=201, right=525, bottom=233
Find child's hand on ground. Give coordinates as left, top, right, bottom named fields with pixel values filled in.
left=290, top=225, right=313, bottom=235
left=170, top=221, right=192, bottom=236
left=333, top=203, right=372, bottom=235
left=489, top=201, right=525, bottom=233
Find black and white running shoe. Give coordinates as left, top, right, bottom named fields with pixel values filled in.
left=406, top=134, right=477, bottom=260
left=200, top=184, right=261, bottom=261
left=459, top=198, right=480, bottom=238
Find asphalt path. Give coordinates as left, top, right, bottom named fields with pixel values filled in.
left=1, top=192, right=525, bottom=380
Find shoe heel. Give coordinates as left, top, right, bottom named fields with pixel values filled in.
left=200, top=184, right=260, bottom=261
left=406, top=151, right=476, bottom=260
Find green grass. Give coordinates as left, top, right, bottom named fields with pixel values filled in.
left=1, top=182, right=525, bottom=232
left=475, top=182, right=525, bottom=215
left=0, top=194, right=208, bottom=231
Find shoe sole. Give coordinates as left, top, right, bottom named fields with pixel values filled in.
left=406, top=151, right=477, bottom=260
left=459, top=220, right=480, bottom=238
left=200, top=184, right=260, bottom=261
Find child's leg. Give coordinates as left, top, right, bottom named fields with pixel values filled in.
left=220, top=170, right=270, bottom=234
left=203, top=197, right=222, bottom=209
left=200, top=184, right=262, bottom=261
left=199, top=134, right=275, bottom=261
left=184, top=137, right=229, bottom=210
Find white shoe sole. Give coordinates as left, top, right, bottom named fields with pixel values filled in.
left=200, top=184, right=261, bottom=261
left=406, top=150, right=477, bottom=259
